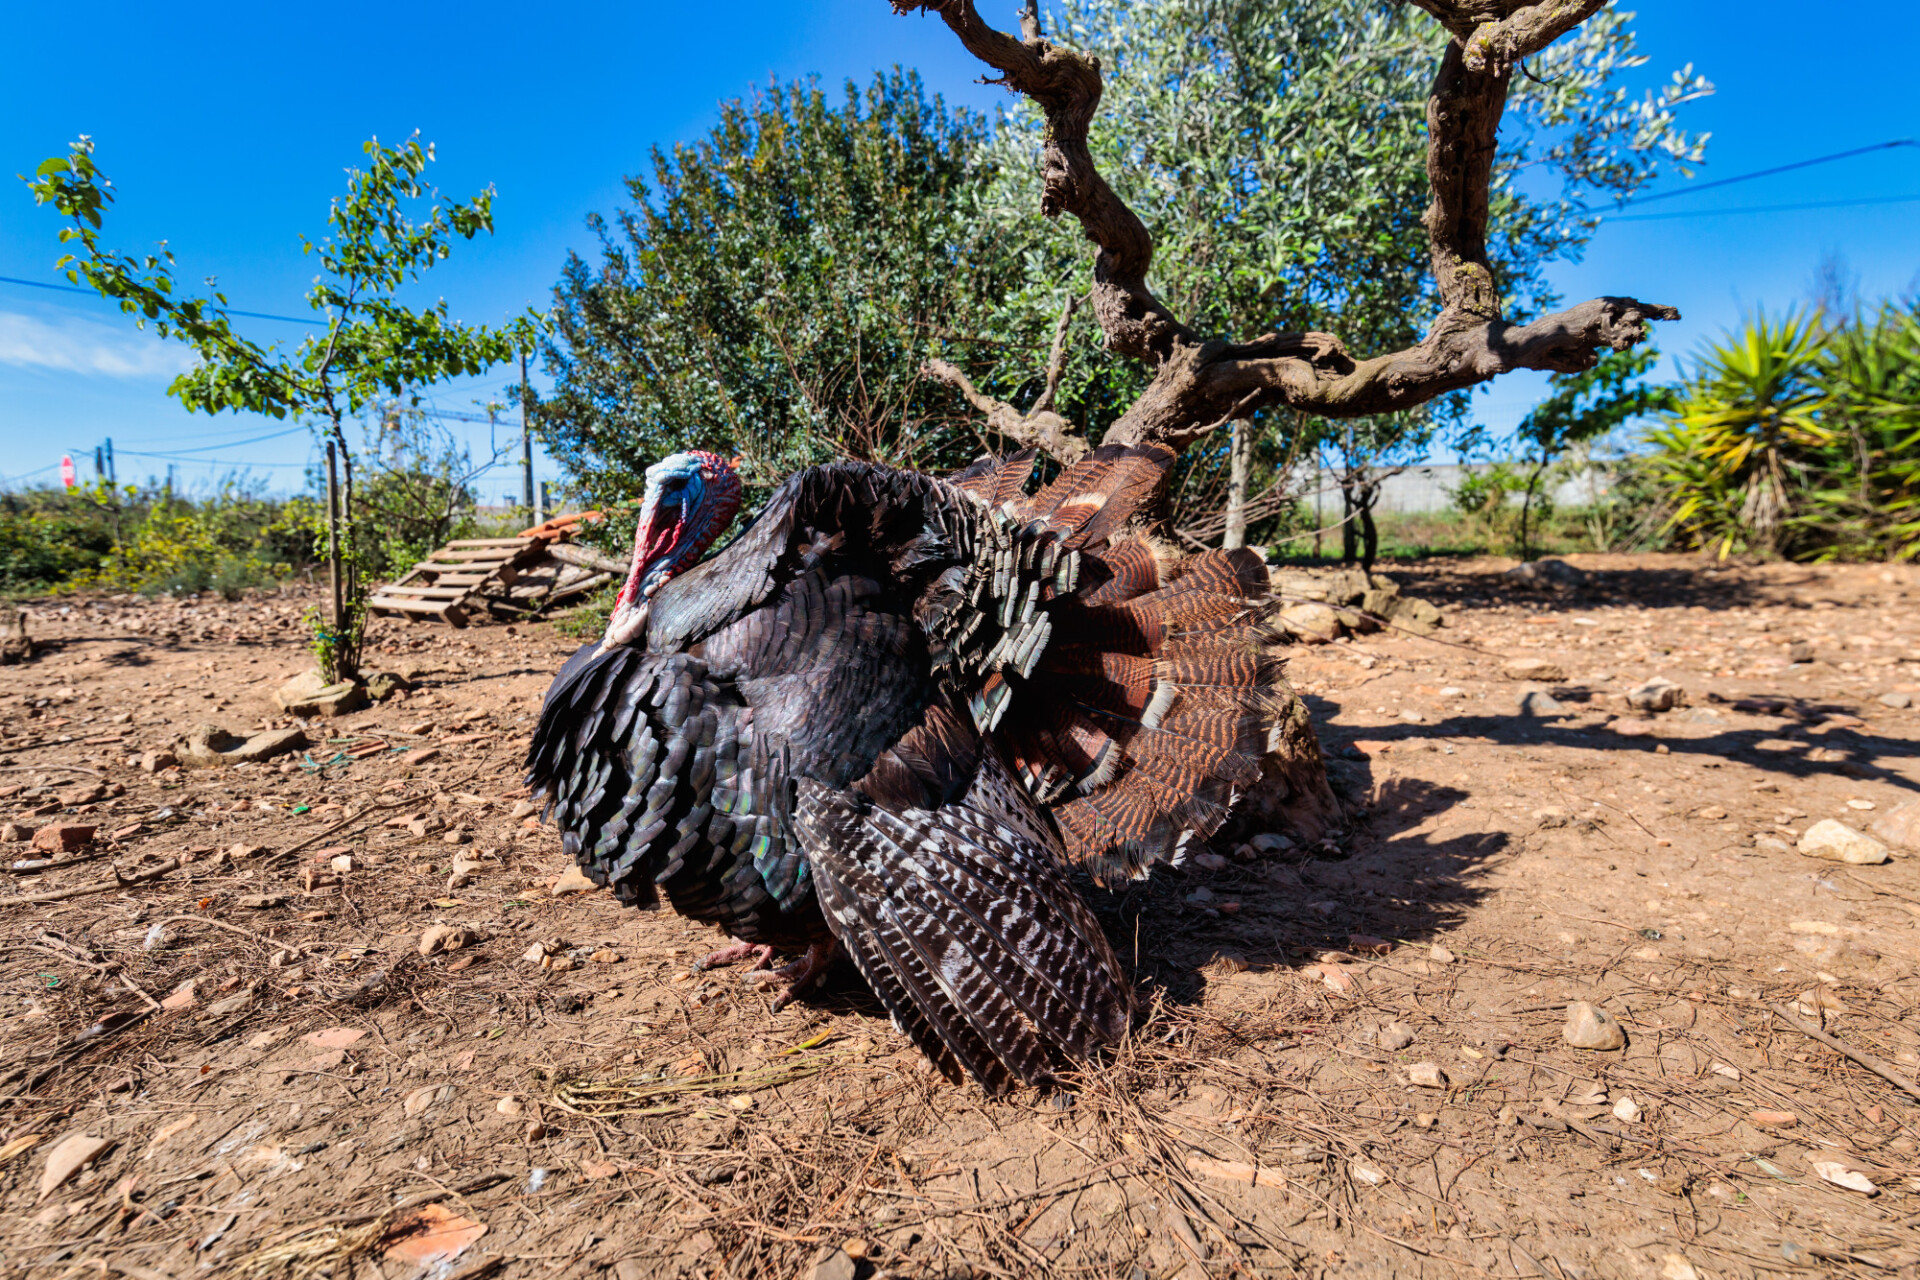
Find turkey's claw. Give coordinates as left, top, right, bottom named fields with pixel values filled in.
left=694, top=940, right=775, bottom=973
left=747, top=939, right=839, bottom=1011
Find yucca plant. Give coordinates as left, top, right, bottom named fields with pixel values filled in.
left=1805, top=304, right=1920, bottom=559
left=1653, top=312, right=1831, bottom=558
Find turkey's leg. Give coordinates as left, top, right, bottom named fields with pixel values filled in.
left=749, top=939, right=839, bottom=1011
left=694, top=940, right=775, bottom=973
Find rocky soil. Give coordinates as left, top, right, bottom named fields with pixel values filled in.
left=1, top=554, right=1918, bottom=1280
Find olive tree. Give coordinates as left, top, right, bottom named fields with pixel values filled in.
left=921, top=0, right=1709, bottom=548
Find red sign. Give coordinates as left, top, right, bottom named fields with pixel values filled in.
left=59, top=455, right=76, bottom=488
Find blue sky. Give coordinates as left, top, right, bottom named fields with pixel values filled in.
left=2, top=1, right=1915, bottom=496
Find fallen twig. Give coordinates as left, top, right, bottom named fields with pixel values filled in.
left=0, top=856, right=181, bottom=906
left=153, top=913, right=311, bottom=955
left=1769, top=1002, right=1920, bottom=1104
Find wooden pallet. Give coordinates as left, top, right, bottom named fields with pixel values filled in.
left=367, top=523, right=632, bottom=627
left=367, top=537, right=552, bottom=628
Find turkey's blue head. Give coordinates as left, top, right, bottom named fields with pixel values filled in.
left=602, top=449, right=742, bottom=650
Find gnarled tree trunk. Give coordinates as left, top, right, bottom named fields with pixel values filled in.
left=898, top=0, right=1678, bottom=845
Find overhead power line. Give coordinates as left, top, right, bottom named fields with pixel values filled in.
left=1608, top=193, right=1920, bottom=222
left=1606, top=139, right=1919, bottom=211
left=0, top=274, right=322, bottom=326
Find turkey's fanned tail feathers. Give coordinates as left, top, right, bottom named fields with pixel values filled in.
left=1003, top=544, right=1287, bottom=882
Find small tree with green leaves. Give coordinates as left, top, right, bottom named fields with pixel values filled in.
left=27, top=134, right=545, bottom=681
left=1512, top=345, right=1674, bottom=558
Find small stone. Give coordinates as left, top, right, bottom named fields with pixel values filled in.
left=811, top=1249, right=857, bottom=1280
left=1191, top=851, right=1227, bottom=872
left=138, top=749, right=179, bottom=773
left=1185, top=886, right=1216, bottom=905
left=524, top=1121, right=548, bottom=1141
left=842, top=1238, right=869, bottom=1261
left=1562, top=1001, right=1626, bottom=1050
left=57, top=782, right=106, bottom=806
left=161, top=980, right=197, bottom=1011
left=509, top=799, right=540, bottom=820
left=521, top=942, right=551, bottom=963
left=1310, top=962, right=1353, bottom=992
left=402, top=747, right=441, bottom=766
left=364, top=671, right=410, bottom=701
left=1379, top=1021, right=1416, bottom=1051
left=1428, top=944, right=1455, bottom=965
left=551, top=866, right=597, bottom=896
left=1798, top=819, right=1890, bottom=865
left=0, top=822, right=27, bottom=843
left=237, top=894, right=286, bottom=909
left=1412, top=1112, right=1436, bottom=1129
left=1694, top=806, right=1728, bottom=821
left=30, top=824, right=95, bottom=853
left=330, top=854, right=354, bottom=873
left=1881, top=692, right=1913, bottom=709
left=1405, top=1061, right=1446, bottom=1088
left=496, top=1096, right=523, bottom=1116
left=419, top=924, right=479, bottom=956
left=1847, top=799, right=1877, bottom=811
left=1627, top=677, right=1686, bottom=713
left=1709, top=1062, right=1741, bottom=1081
left=1749, top=1109, right=1797, bottom=1128
left=588, top=949, right=622, bottom=964
left=1503, top=657, right=1566, bottom=682
left=1515, top=689, right=1565, bottom=717
left=1612, top=1097, right=1642, bottom=1124
left=1248, top=832, right=1295, bottom=854
left=220, top=728, right=307, bottom=765
left=1399, top=708, right=1424, bottom=723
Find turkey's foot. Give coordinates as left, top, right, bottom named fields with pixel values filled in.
left=694, top=940, right=774, bottom=973
left=748, top=939, right=839, bottom=1012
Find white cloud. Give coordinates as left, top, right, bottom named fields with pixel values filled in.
left=0, top=310, right=194, bottom=380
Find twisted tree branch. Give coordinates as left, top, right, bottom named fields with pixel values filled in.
left=892, top=0, right=1186, bottom=365
left=891, top=0, right=1675, bottom=457
left=922, top=356, right=1088, bottom=465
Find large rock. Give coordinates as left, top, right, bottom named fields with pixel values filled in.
left=1505, top=558, right=1586, bottom=590
left=1502, top=657, right=1565, bottom=682
left=1278, top=602, right=1340, bottom=643
left=180, top=723, right=308, bottom=769
left=1627, top=677, right=1686, bottom=713
left=276, top=670, right=367, bottom=718
left=1385, top=595, right=1445, bottom=636
left=1869, top=799, right=1920, bottom=852
left=1798, top=819, right=1891, bottom=865
left=1563, top=1001, right=1626, bottom=1050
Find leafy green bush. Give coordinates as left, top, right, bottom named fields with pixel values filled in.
left=1648, top=304, right=1920, bottom=560
left=1449, top=462, right=1535, bottom=553
left=0, top=488, right=118, bottom=592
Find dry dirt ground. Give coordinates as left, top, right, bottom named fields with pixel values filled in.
left=3, top=554, right=1920, bottom=1280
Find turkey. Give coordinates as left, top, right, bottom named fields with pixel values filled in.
left=526, top=445, right=1288, bottom=1092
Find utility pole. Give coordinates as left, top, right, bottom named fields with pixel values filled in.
left=519, top=349, right=538, bottom=524
left=103, top=437, right=115, bottom=485
left=93, top=446, right=105, bottom=481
